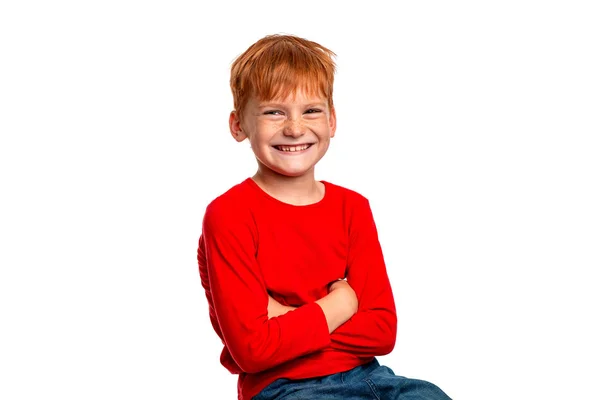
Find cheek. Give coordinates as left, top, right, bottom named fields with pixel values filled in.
left=315, top=122, right=333, bottom=137
left=268, top=121, right=283, bottom=131
left=254, top=120, right=279, bottom=134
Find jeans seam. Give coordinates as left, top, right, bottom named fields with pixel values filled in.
left=365, top=378, right=381, bottom=400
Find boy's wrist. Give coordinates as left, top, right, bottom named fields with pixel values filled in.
left=268, top=295, right=297, bottom=318
left=316, top=285, right=357, bottom=333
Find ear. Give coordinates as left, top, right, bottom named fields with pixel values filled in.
left=329, top=107, right=337, bottom=138
left=229, top=110, right=248, bottom=142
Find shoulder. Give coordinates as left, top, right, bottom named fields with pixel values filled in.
left=206, top=179, right=249, bottom=210
left=323, top=181, right=376, bottom=232
left=203, top=179, right=255, bottom=231
left=323, top=180, right=370, bottom=208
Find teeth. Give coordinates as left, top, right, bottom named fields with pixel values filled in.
left=276, top=144, right=311, bottom=152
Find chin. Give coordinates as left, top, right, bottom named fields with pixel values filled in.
left=258, top=158, right=316, bottom=178
left=276, top=170, right=310, bottom=178
left=270, top=166, right=313, bottom=178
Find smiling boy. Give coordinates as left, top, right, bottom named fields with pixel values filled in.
left=197, top=34, right=451, bottom=400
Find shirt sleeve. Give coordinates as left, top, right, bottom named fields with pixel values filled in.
left=329, top=197, right=397, bottom=356
left=201, top=201, right=331, bottom=374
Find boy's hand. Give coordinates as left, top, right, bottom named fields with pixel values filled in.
left=328, top=279, right=358, bottom=315
left=316, top=279, right=358, bottom=333
left=267, top=295, right=296, bottom=319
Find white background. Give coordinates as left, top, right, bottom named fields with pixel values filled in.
left=1, top=1, right=599, bottom=399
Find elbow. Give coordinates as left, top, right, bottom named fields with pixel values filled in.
left=229, top=335, right=277, bottom=374
left=379, top=330, right=396, bottom=355
left=372, top=321, right=396, bottom=356
left=235, top=355, right=269, bottom=374
left=378, top=313, right=397, bottom=355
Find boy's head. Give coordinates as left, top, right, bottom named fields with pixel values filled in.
left=230, top=34, right=336, bottom=124
left=228, top=34, right=338, bottom=179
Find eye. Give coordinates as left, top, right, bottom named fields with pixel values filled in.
left=264, top=110, right=284, bottom=116
left=305, top=108, right=322, bottom=114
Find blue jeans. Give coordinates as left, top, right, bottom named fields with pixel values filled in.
left=252, top=358, right=451, bottom=399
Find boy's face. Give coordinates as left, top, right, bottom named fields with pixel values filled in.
left=229, top=89, right=336, bottom=179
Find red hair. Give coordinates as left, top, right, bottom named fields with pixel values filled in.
left=230, top=34, right=336, bottom=119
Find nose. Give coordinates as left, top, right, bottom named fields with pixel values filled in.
left=283, top=118, right=305, bottom=138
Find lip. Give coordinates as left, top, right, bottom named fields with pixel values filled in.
left=272, top=143, right=314, bottom=155
left=272, top=143, right=315, bottom=147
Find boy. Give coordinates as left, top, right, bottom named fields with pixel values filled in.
left=197, top=34, right=451, bottom=400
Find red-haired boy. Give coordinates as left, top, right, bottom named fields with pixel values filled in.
left=198, top=34, right=451, bottom=400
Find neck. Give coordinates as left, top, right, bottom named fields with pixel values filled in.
left=252, top=167, right=323, bottom=205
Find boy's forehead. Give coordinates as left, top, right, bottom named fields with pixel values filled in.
left=253, top=91, right=328, bottom=106
left=257, top=98, right=327, bottom=107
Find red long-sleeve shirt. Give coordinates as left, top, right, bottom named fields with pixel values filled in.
left=197, top=178, right=397, bottom=400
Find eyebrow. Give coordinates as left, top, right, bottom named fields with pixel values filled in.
left=258, top=102, right=327, bottom=109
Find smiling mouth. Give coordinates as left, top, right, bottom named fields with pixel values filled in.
left=272, top=143, right=314, bottom=152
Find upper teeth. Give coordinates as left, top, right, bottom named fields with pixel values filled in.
left=276, top=144, right=311, bottom=152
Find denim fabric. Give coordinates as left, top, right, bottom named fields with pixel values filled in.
left=252, top=358, right=451, bottom=400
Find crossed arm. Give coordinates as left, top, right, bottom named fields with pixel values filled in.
left=267, top=280, right=357, bottom=329
left=268, top=198, right=397, bottom=356
left=268, top=269, right=396, bottom=358
left=201, top=196, right=396, bottom=373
